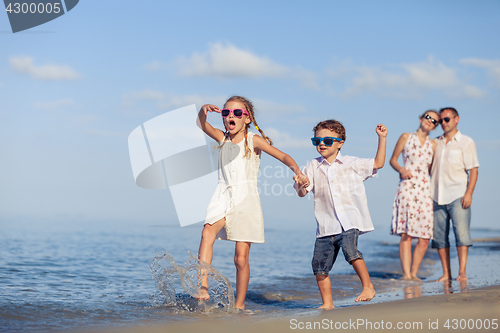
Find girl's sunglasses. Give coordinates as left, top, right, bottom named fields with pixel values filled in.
left=311, top=137, right=342, bottom=146
left=220, top=108, right=249, bottom=118
left=424, top=114, right=439, bottom=125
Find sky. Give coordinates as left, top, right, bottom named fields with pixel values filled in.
left=1, top=1, right=499, bottom=231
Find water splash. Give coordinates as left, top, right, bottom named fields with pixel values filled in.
left=150, top=252, right=235, bottom=313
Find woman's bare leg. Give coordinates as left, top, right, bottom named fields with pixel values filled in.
left=399, top=234, right=413, bottom=280
left=410, top=237, right=430, bottom=280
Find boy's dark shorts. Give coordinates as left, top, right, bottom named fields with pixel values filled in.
left=312, top=228, right=363, bottom=276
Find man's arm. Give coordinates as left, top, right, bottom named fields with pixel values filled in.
left=462, top=167, right=478, bottom=209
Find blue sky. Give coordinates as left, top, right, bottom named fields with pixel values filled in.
left=1, top=1, right=499, bottom=231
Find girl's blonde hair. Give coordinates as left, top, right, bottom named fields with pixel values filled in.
left=225, top=96, right=272, bottom=157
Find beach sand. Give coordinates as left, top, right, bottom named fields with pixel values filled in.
left=99, top=284, right=500, bottom=333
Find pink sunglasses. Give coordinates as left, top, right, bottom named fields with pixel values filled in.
left=220, top=108, right=249, bottom=118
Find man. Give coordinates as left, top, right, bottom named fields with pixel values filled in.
left=430, top=107, right=479, bottom=282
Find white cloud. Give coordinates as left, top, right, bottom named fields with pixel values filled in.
left=156, top=94, right=227, bottom=110
left=327, top=57, right=486, bottom=99
left=460, top=58, right=500, bottom=89
left=120, top=90, right=227, bottom=114
left=10, top=56, right=82, bottom=81
left=143, top=42, right=318, bottom=88
left=175, top=42, right=288, bottom=78
left=33, top=99, right=75, bottom=110
left=251, top=98, right=307, bottom=122
left=265, top=127, right=310, bottom=149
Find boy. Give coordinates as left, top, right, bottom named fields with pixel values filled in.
left=294, top=120, right=387, bottom=309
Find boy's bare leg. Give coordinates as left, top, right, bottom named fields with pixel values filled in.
left=197, top=218, right=225, bottom=300
left=410, top=237, right=430, bottom=281
left=456, top=246, right=469, bottom=281
left=351, top=258, right=376, bottom=302
left=234, top=241, right=251, bottom=309
left=436, top=247, right=452, bottom=282
left=399, top=234, right=413, bottom=280
left=315, top=275, right=335, bottom=310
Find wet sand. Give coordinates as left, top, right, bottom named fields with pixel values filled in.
left=101, top=284, right=500, bottom=333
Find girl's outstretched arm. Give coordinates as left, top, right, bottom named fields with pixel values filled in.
left=294, top=180, right=309, bottom=197
left=196, top=104, right=225, bottom=143
left=373, top=124, right=388, bottom=170
left=253, top=135, right=308, bottom=184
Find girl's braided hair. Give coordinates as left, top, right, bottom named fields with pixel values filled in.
left=225, top=96, right=273, bottom=157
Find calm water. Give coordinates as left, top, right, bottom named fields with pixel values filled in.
left=1, top=221, right=499, bottom=332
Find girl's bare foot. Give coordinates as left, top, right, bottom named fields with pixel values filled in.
left=195, top=286, right=210, bottom=301
left=318, top=303, right=335, bottom=310
left=456, top=274, right=468, bottom=281
left=355, top=287, right=376, bottom=302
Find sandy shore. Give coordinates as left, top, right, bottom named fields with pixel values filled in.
left=100, top=284, right=500, bottom=333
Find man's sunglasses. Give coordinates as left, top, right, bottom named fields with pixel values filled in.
left=424, top=114, right=439, bottom=125
left=220, top=108, right=249, bottom=118
left=311, top=137, right=342, bottom=146
left=439, top=116, right=456, bottom=124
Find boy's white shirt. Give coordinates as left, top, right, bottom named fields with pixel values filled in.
left=297, top=152, right=377, bottom=238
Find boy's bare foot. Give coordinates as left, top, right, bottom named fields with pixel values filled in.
left=436, top=274, right=451, bottom=282
left=318, top=303, right=335, bottom=310
left=456, top=274, right=468, bottom=281
left=195, top=286, right=210, bottom=301
left=355, top=287, right=376, bottom=302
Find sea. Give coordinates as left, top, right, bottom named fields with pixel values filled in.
left=1, top=220, right=500, bottom=332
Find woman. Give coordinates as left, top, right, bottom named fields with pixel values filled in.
left=390, top=110, right=440, bottom=280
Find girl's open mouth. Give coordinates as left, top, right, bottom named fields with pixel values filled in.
left=228, top=120, right=236, bottom=130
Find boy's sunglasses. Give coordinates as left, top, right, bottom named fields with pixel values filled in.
left=424, top=114, right=439, bottom=125
left=220, top=108, right=249, bottom=118
left=439, top=116, right=456, bottom=124
left=311, top=137, right=342, bottom=146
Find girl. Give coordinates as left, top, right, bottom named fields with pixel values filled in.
left=196, top=96, right=308, bottom=310
left=390, top=110, right=440, bottom=280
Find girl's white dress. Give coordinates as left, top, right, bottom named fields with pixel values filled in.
left=205, top=132, right=265, bottom=243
